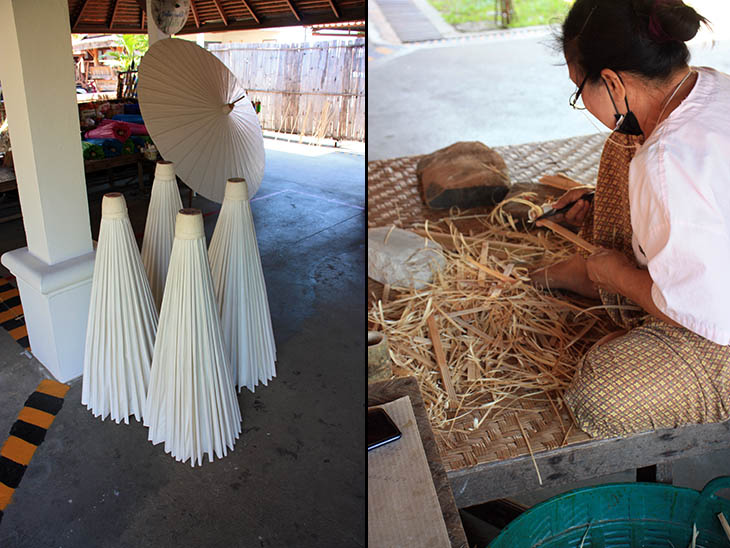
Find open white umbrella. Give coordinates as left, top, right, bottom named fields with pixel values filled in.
left=145, top=209, right=241, bottom=466
left=137, top=38, right=265, bottom=204
left=82, top=193, right=158, bottom=424
left=209, top=178, right=277, bottom=392
left=141, top=160, right=183, bottom=311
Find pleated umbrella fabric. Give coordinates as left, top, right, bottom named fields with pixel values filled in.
left=137, top=38, right=265, bottom=204
left=145, top=209, right=242, bottom=466
left=141, top=161, right=183, bottom=311
left=209, top=179, right=277, bottom=392
left=82, top=193, right=158, bottom=424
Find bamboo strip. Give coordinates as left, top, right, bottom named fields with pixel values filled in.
left=539, top=173, right=589, bottom=191
left=465, top=257, right=516, bottom=283
left=540, top=220, right=598, bottom=254
left=426, top=314, right=458, bottom=403
left=717, top=513, right=730, bottom=541
left=516, top=416, right=543, bottom=485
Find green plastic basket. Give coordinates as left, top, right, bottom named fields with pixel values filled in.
left=489, top=477, right=730, bottom=547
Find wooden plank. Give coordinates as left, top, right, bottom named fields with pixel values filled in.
left=327, top=0, right=339, bottom=18
left=368, top=377, right=469, bottom=548
left=447, top=420, right=730, bottom=508
left=369, top=396, right=451, bottom=547
left=426, top=314, right=457, bottom=402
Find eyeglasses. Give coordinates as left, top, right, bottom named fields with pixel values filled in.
left=569, top=74, right=589, bottom=110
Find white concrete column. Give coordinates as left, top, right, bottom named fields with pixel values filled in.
left=147, top=0, right=171, bottom=45
left=0, top=0, right=95, bottom=382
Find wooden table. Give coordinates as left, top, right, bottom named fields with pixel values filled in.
left=368, top=376, right=469, bottom=548
left=447, top=418, right=730, bottom=509
left=83, top=153, right=149, bottom=191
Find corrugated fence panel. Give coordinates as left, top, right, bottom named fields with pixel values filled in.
left=208, top=39, right=365, bottom=142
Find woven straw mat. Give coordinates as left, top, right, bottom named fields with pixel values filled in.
left=368, top=134, right=606, bottom=472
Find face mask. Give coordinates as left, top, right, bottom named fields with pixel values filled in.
left=614, top=108, right=643, bottom=136
left=603, top=77, right=644, bottom=136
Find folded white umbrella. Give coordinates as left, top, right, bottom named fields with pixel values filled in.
left=141, top=161, right=183, bottom=311
left=82, top=193, right=158, bottom=424
left=145, top=208, right=242, bottom=466
left=137, top=37, right=265, bottom=204
left=209, top=178, right=277, bottom=392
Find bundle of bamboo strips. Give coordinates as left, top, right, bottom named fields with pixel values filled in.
left=368, top=209, right=617, bottom=438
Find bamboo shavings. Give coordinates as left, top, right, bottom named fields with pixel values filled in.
left=368, top=199, right=617, bottom=455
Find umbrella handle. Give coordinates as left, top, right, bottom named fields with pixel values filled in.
left=229, top=94, right=247, bottom=107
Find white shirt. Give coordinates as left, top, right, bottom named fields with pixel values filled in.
left=629, top=67, right=730, bottom=345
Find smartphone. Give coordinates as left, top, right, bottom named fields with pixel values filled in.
left=368, top=407, right=402, bottom=451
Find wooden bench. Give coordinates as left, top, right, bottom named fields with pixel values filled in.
left=370, top=377, right=730, bottom=516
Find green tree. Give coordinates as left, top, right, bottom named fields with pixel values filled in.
left=102, top=34, right=149, bottom=71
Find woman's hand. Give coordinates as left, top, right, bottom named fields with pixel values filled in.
left=529, top=254, right=600, bottom=299
left=536, top=187, right=593, bottom=228
left=585, top=248, right=634, bottom=294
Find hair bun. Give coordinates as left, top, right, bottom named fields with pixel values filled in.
left=653, top=1, right=706, bottom=43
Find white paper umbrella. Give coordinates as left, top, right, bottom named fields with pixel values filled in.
left=209, top=178, right=277, bottom=392
left=82, top=193, right=158, bottom=424
left=137, top=38, right=265, bottom=204
left=141, top=161, right=183, bottom=311
left=145, top=209, right=242, bottom=466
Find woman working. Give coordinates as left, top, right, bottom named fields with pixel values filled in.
left=531, top=0, right=730, bottom=437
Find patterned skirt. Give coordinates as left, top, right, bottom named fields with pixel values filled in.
left=565, top=318, right=730, bottom=437
left=564, top=133, right=730, bottom=437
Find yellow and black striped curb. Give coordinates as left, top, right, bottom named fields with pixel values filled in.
left=0, top=278, right=29, bottom=351
left=0, top=380, right=69, bottom=524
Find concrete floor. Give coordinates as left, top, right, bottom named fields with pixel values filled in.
left=0, top=139, right=365, bottom=547
left=370, top=9, right=730, bottom=545
left=368, top=28, right=730, bottom=161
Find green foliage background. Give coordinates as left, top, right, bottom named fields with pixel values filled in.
left=428, top=0, right=572, bottom=28
left=102, top=34, right=149, bottom=71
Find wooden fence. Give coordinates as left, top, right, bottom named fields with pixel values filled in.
left=208, top=39, right=365, bottom=142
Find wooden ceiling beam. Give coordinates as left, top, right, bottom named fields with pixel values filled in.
left=141, top=8, right=146, bottom=29
left=282, top=0, right=301, bottom=21
left=134, top=0, right=147, bottom=13
left=71, top=6, right=366, bottom=34
left=108, top=0, right=121, bottom=29
left=240, top=0, right=261, bottom=24
left=172, top=8, right=363, bottom=33
left=211, top=0, right=229, bottom=25
left=190, top=0, right=201, bottom=27
left=72, top=0, right=92, bottom=30
left=326, top=0, right=339, bottom=18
